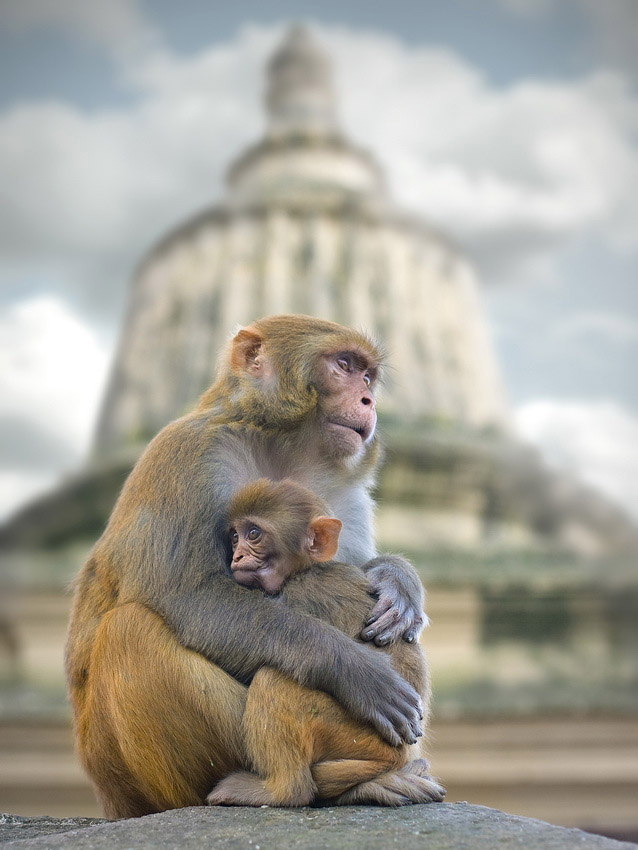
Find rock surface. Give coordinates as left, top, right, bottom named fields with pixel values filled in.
left=1, top=804, right=636, bottom=849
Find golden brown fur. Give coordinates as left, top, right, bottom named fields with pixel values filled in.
left=211, top=561, right=443, bottom=807
left=66, top=315, right=428, bottom=818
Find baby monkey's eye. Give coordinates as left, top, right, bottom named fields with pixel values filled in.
left=363, top=373, right=371, bottom=387
left=230, top=529, right=239, bottom=546
left=247, top=526, right=262, bottom=542
left=337, top=356, right=350, bottom=372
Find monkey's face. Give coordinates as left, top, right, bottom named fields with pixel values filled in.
left=314, top=350, right=378, bottom=459
left=229, top=520, right=289, bottom=595
left=225, top=321, right=381, bottom=462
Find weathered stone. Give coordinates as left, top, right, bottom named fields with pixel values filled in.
left=1, top=805, right=636, bottom=849
left=0, top=814, right=104, bottom=844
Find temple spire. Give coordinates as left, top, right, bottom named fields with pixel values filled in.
left=265, top=24, right=338, bottom=138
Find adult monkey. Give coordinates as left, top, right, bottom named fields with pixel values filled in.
left=66, top=315, right=427, bottom=818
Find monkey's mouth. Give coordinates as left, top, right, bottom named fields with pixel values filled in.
left=328, top=420, right=371, bottom=442
left=232, top=567, right=262, bottom=587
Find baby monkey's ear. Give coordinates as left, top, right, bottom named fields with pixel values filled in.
left=307, top=517, right=343, bottom=562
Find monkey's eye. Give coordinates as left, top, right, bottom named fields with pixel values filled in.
left=363, top=373, right=371, bottom=387
left=337, top=356, right=350, bottom=372
left=247, top=526, right=262, bottom=542
left=230, top=529, right=239, bottom=546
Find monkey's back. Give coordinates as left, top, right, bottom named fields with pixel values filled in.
left=280, top=563, right=428, bottom=698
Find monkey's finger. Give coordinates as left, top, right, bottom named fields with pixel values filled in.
left=404, top=711, right=424, bottom=742
left=373, top=621, right=407, bottom=647
left=371, top=714, right=402, bottom=748
left=364, top=596, right=393, bottom=625
left=389, top=691, right=424, bottom=740
left=384, top=671, right=423, bottom=728
left=398, top=714, right=422, bottom=744
left=378, top=603, right=430, bottom=644
left=393, top=675, right=422, bottom=709
left=402, top=610, right=426, bottom=643
left=364, top=605, right=404, bottom=641
left=386, top=708, right=419, bottom=746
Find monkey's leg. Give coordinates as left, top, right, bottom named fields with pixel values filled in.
left=76, top=703, right=156, bottom=820
left=308, top=674, right=444, bottom=806
left=208, top=667, right=318, bottom=807
left=307, top=706, right=407, bottom=799
left=332, top=765, right=446, bottom=807
left=311, top=758, right=402, bottom=799
left=209, top=668, right=407, bottom=808
left=80, top=603, right=247, bottom=818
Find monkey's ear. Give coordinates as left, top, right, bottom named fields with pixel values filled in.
left=230, top=326, right=268, bottom=377
left=307, top=517, right=342, bottom=562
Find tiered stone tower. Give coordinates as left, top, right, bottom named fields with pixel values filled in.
left=3, top=25, right=633, bottom=557
left=94, top=25, right=507, bottom=463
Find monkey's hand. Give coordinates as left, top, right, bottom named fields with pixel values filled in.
left=361, top=555, right=428, bottom=646
left=328, top=644, right=424, bottom=747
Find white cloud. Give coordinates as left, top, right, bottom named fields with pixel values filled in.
left=0, top=296, right=109, bottom=519
left=515, top=399, right=638, bottom=520
left=328, top=33, right=638, bottom=275
left=0, top=22, right=636, bottom=325
left=0, top=26, right=272, bottom=318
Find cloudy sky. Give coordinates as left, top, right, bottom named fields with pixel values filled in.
left=0, top=0, right=637, bottom=522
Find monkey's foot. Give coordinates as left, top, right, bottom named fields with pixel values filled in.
left=399, top=759, right=446, bottom=801
left=334, top=763, right=445, bottom=807
left=207, top=771, right=314, bottom=808
left=207, top=772, right=273, bottom=807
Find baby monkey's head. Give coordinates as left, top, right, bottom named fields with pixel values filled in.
left=227, top=478, right=342, bottom=595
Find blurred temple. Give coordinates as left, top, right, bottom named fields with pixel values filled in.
left=1, top=25, right=637, bottom=840
left=95, top=24, right=507, bottom=458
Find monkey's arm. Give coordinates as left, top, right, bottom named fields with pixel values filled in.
left=360, top=555, right=428, bottom=647
left=135, top=573, right=422, bottom=748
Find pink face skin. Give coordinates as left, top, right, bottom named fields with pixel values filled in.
left=315, top=350, right=378, bottom=459
left=229, top=520, right=288, bottom=595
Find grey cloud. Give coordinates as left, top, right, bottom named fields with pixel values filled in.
left=0, top=0, right=158, bottom=57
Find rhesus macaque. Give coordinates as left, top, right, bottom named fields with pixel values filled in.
left=207, top=479, right=444, bottom=807
left=66, top=315, right=427, bottom=818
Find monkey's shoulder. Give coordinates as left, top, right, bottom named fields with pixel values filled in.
left=279, top=562, right=372, bottom=631
left=283, top=561, right=369, bottom=595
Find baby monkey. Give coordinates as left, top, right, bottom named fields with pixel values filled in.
left=208, top=479, right=445, bottom=808
left=228, top=480, right=342, bottom=595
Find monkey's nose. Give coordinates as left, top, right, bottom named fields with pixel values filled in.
left=361, top=394, right=373, bottom=407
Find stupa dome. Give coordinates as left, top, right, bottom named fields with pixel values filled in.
left=93, top=25, right=507, bottom=462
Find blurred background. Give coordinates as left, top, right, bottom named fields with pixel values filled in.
left=0, top=0, right=637, bottom=840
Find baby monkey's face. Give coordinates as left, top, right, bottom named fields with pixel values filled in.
left=229, top=519, right=289, bottom=595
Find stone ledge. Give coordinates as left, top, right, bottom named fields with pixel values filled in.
left=1, top=804, right=637, bottom=849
